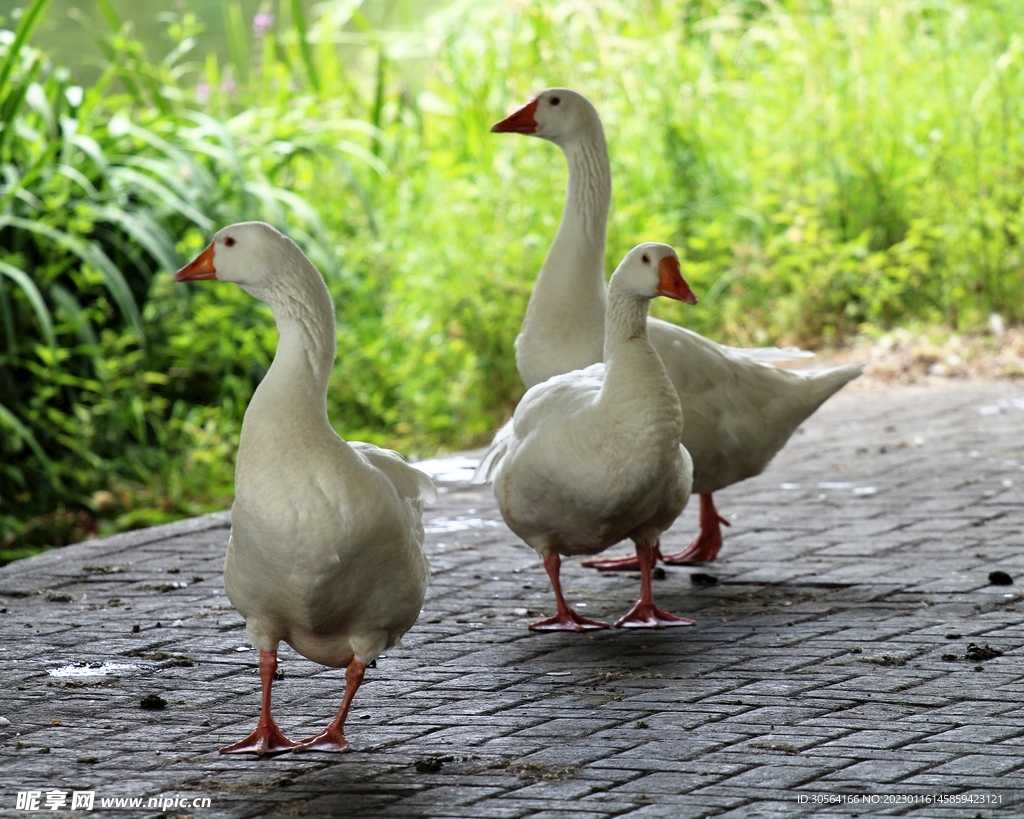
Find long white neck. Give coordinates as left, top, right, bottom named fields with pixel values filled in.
left=559, top=136, right=612, bottom=253
left=600, top=285, right=682, bottom=434
left=515, top=129, right=612, bottom=388
left=244, top=256, right=337, bottom=428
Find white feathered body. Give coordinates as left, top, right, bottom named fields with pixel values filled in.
left=646, top=320, right=862, bottom=492
left=491, top=286, right=692, bottom=560
left=223, top=235, right=433, bottom=670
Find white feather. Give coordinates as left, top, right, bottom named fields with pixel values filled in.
left=205, top=222, right=433, bottom=670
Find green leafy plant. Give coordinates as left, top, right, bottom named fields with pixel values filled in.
left=7, top=0, right=1024, bottom=561
left=0, top=0, right=372, bottom=559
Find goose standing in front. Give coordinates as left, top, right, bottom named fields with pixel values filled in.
left=482, top=243, right=698, bottom=630
left=486, top=88, right=863, bottom=569
left=175, top=222, right=435, bottom=755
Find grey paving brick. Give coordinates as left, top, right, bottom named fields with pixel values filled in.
left=3, top=382, right=1024, bottom=817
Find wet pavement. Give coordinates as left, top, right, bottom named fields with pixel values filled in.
left=2, top=380, right=1023, bottom=818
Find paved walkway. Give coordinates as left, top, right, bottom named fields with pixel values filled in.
left=2, top=380, right=1023, bottom=818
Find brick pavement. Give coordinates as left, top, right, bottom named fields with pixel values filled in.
left=1, top=380, right=1023, bottom=818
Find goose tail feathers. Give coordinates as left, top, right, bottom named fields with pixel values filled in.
left=471, top=421, right=513, bottom=485
left=794, top=363, right=864, bottom=411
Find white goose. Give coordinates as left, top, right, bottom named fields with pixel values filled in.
left=487, top=88, right=862, bottom=569
left=175, top=222, right=435, bottom=755
left=483, top=243, right=698, bottom=630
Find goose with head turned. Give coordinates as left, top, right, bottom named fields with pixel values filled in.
left=482, top=88, right=863, bottom=569
left=482, top=243, right=698, bottom=630
left=175, top=221, right=435, bottom=755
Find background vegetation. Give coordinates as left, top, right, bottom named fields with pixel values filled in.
left=3, top=0, right=1024, bottom=561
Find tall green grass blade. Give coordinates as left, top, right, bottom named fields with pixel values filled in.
left=0, top=58, right=42, bottom=155
left=317, top=0, right=366, bottom=31
left=370, top=46, right=385, bottom=157
left=115, top=118, right=210, bottom=180
left=93, top=222, right=155, bottom=280
left=64, top=131, right=108, bottom=171
left=0, top=404, right=58, bottom=485
left=114, top=153, right=207, bottom=198
left=49, top=284, right=99, bottom=348
left=0, top=215, right=143, bottom=341
left=162, top=34, right=198, bottom=72
left=224, top=2, right=250, bottom=83
left=84, top=26, right=146, bottom=105
left=0, top=139, right=60, bottom=215
left=108, top=165, right=215, bottom=230
left=0, top=273, right=14, bottom=353
left=48, top=282, right=106, bottom=397
left=242, top=180, right=328, bottom=235
left=291, top=0, right=321, bottom=93
left=330, top=138, right=389, bottom=176
left=23, top=78, right=53, bottom=132
left=179, top=112, right=245, bottom=178
left=0, top=261, right=55, bottom=348
left=92, top=207, right=179, bottom=273
left=54, top=163, right=100, bottom=197
left=0, top=0, right=52, bottom=104
left=90, top=0, right=123, bottom=34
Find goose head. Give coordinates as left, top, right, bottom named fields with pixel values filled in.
left=174, top=221, right=306, bottom=300
left=611, top=243, right=698, bottom=305
left=491, top=88, right=601, bottom=145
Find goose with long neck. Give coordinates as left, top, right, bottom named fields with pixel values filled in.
left=484, top=243, right=698, bottom=630
left=175, top=222, right=435, bottom=756
left=513, top=92, right=610, bottom=387
left=488, top=88, right=863, bottom=569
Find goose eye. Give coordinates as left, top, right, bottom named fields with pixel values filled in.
left=225, top=237, right=236, bottom=247
left=550, top=97, right=561, bottom=106
left=642, top=254, right=650, bottom=264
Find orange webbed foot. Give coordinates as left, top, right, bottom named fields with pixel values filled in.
left=220, top=723, right=297, bottom=756
left=614, top=601, right=696, bottom=629
left=661, top=494, right=730, bottom=564
left=529, top=609, right=611, bottom=631
left=292, top=725, right=351, bottom=754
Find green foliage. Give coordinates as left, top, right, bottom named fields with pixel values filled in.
left=407, top=0, right=1024, bottom=349
left=0, top=0, right=363, bottom=558
left=6, top=0, right=1024, bottom=559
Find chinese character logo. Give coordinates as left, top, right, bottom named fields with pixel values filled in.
left=16, top=791, right=41, bottom=810
left=44, top=791, right=68, bottom=811
left=70, top=792, right=95, bottom=810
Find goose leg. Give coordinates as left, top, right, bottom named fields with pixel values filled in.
left=293, top=660, right=366, bottom=753
left=530, top=552, right=611, bottom=631
left=220, top=649, right=297, bottom=756
left=661, top=494, right=731, bottom=564
left=615, top=540, right=696, bottom=629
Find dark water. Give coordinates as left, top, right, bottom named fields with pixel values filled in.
left=0, top=0, right=428, bottom=84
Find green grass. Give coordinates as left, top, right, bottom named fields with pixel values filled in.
left=4, top=0, right=1024, bottom=560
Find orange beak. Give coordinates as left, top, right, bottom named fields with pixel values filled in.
left=491, top=98, right=539, bottom=134
left=657, top=257, right=697, bottom=304
left=174, top=243, right=217, bottom=282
